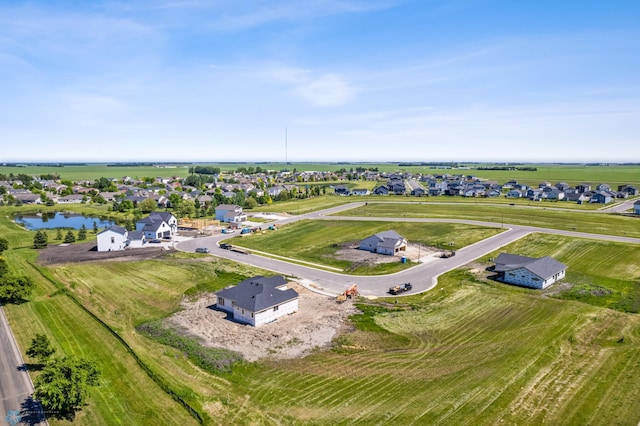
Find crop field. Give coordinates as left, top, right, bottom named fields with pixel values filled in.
left=228, top=220, right=503, bottom=274
left=335, top=202, right=640, bottom=238
left=3, top=163, right=640, bottom=187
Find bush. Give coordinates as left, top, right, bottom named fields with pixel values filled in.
left=136, top=321, right=242, bottom=373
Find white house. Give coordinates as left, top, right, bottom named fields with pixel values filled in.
left=634, top=200, right=640, bottom=215
left=135, top=211, right=177, bottom=239
left=97, top=226, right=129, bottom=252
left=215, top=276, right=299, bottom=327
left=127, top=231, right=146, bottom=248
left=215, top=204, right=247, bottom=224
left=359, top=230, right=407, bottom=256
left=494, top=253, right=567, bottom=289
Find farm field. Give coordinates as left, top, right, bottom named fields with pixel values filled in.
left=335, top=202, right=640, bottom=238
left=227, top=220, right=503, bottom=274
left=3, top=163, right=640, bottom=187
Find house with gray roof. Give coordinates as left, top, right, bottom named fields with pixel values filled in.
left=494, top=253, right=567, bottom=289
left=97, top=225, right=129, bottom=252
left=359, top=230, right=407, bottom=256
left=215, top=276, right=299, bottom=327
left=135, top=211, right=177, bottom=239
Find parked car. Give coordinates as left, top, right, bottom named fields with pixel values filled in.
left=149, top=239, right=162, bottom=243
left=195, top=247, right=210, bottom=253
left=221, top=228, right=234, bottom=234
left=219, top=243, right=232, bottom=250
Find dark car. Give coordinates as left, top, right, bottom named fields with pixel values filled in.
left=149, top=239, right=162, bottom=244
left=195, top=247, right=210, bottom=253
left=219, top=243, right=232, bottom=250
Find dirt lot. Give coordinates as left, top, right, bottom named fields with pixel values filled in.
left=168, top=282, right=359, bottom=362
left=38, top=242, right=171, bottom=265
left=333, top=242, right=440, bottom=269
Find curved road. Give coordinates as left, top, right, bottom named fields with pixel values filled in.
left=177, top=202, right=640, bottom=297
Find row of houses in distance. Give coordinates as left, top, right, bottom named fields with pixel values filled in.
left=336, top=174, right=639, bottom=205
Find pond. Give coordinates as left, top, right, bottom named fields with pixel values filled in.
left=15, top=212, right=115, bottom=231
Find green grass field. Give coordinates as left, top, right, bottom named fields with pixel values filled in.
left=3, top=163, right=640, bottom=187
left=2, top=193, right=640, bottom=424
left=335, top=202, right=640, bottom=238
left=481, top=233, right=640, bottom=313
left=227, top=220, right=503, bottom=274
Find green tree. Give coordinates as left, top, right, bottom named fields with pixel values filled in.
left=33, top=356, right=101, bottom=419
left=78, top=225, right=87, bottom=241
left=0, top=237, right=8, bottom=253
left=244, top=196, right=258, bottom=209
left=138, top=197, right=157, bottom=214
left=0, top=257, right=8, bottom=277
left=63, top=231, right=76, bottom=244
left=92, top=221, right=98, bottom=234
left=55, top=229, right=63, bottom=240
left=33, top=230, right=48, bottom=248
left=0, top=275, right=35, bottom=303
left=26, top=334, right=56, bottom=365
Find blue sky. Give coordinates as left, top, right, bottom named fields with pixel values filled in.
left=1, top=0, right=639, bottom=162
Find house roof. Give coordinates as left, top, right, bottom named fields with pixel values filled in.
left=495, top=253, right=567, bottom=280
left=99, top=225, right=128, bottom=236
left=216, top=204, right=241, bottom=210
left=128, top=230, right=145, bottom=240
left=215, top=276, right=298, bottom=312
left=148, top=211, right=175, bottom=222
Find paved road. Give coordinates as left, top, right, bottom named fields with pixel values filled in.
left=178, top=202, right=640, bottom=297
left=0, top=306, right=47, bottom=426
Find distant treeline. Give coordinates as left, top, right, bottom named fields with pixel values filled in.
left=1, top=163, right=66, bottom=167
left=477, top=166, right=538, bottom=171
left=189, top=166, right=221, bottom=175
left=398, top=162, right=460, bottom=167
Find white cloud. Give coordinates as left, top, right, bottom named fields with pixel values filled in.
left=268, top=66, right=356, bottom=106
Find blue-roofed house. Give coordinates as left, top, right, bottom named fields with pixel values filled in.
left=214, top=276, right=299, bottom=327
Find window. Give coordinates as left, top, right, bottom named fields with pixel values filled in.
left=273, top=305, right=279, bottom=312
left=241, top=309, right=245, bottom=315
left=251, top=313, right=254, bottom=318
left=111, top=237, right=115, bottom=243
left=218, top=298, right=224, bottom=306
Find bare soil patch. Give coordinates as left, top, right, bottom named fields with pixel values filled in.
left=38, top=242, right=170, bottom=265
left=332, top=242, right=440, bottom=269
left=167, top=282, right=359, bottom=362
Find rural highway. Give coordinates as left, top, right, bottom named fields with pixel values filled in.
left=177, top=202, right=640, bottom=297
left=0, top=306, right=47, bottom=426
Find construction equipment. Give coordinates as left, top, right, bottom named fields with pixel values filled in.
left=336, top=284, right=359, bottom=302
left=388, top=282, right=412, bottom=295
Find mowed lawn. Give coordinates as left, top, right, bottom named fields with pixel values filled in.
left=482, top=233, right=640, bottom=313
left=229, top=269, right=640, bottom=425
left=9, top=227, right=640, bottom=425
left=228, top=220, right=503, bottom=274
left=336, top=202, right=640, bottom=237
